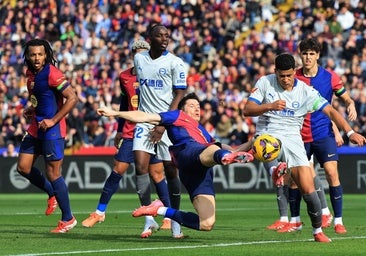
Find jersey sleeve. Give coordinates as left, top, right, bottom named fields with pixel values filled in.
left=171, top=56, right=187, bottom=90
left=48, top=65, right=69, bottom=92
left=247, top=76, right=267, bottom=104
left=306, top=87, right=329, bottom=113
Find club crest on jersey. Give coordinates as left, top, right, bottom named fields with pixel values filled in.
left=30, top=82, right=35, bottom=90
left=159, top=68, right=167, bottom=75
left=30, top=94, right=38, bottom=107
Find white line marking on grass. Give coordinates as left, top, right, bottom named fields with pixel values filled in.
left=7, top=236, right=366, bottom=256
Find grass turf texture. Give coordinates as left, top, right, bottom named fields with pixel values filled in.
left=1, top=193, right=366, bottom=256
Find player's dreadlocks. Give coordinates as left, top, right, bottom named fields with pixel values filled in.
left=23, top=39, right=57, bottom=73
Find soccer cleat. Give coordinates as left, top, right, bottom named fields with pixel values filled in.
left=160, top=218, right=171, bottom=230
left=334, top=224, right=347, bottom=234
left=277, top=222, right=303, bottom=233
left=321, top=214, right=333, bottom=228
left=272, top=162, right=287, bottom=187
left=132, top=199, right=164, bottom=217
left=221, top=151, right=254, bottom=165
left=51, top=216, right=77, bottom=233
left=313, top=232, right=332, bottom=243
left=140, top=220, right=159, bottom=238
left=45, top=196, right=58, bottom=216
left=82, top=212, right=105, bottom=227
left=172, top=233, right=186, bottom=239
left=266, top=220, right=288, bottom=230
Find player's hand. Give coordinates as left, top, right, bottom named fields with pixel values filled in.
left=23, top=107, right=34, bottom=122
left=114, top=132, right=123, bottom=149
left=150, top=125, right=165, bottom=144
left=97, top=107, right=113, bottom=117
left=347, top=104, right=357, bottom=121
left=334, top=131, right=344, bottom=147
left=271, top=100, right=286, bottom=111
left=38, top=119, right=55, bottom=131
left=349, top=132, right=366, bottom=146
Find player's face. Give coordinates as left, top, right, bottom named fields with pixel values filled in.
left=183, top=99, right=201, bottom=121
left=150, top=27, right=170, bottom=52
left=27, top=45, right=47, bottom=72
left=275, top=68, right=296, bottom=91
left=300, top=50, right=319, bottom=71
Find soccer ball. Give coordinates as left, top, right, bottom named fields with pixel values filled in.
left=252, top=134, right=281, bottom=162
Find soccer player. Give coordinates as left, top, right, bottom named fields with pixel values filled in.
left=243, top=53, right=365, bottom=242
left=17, top=39, right=78, bottom=233
left=97, top=93, right=254, bottom=232
left=81, top=40, right=172, bottom=238
left=287, top=38, right=356, bottom=233
left=133, top=24, right=187, bottom=238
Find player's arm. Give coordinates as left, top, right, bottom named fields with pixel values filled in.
left=170, top=88, right=187, bottom=110
left=97, top=107, right=161, bottom=125
left=339, top=92, right=357, bottom=121
left=332, top=121, right=344, bottom=147
left=243, top=99, right=286, bottom=116
left=322, top=105, right=365, bottom=146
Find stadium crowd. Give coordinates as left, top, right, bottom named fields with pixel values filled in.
left=1, top=0, right=366, bottom=155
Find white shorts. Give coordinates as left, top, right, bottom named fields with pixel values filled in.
left=277, top=133, right=309, bottom=169
left=133, top=122, right=172, bottom=161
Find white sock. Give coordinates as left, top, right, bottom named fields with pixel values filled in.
left=322, top=207, right=331, bottom=215
left=95, top=210, right=105, bottom=215
left=279, top=216, right=289, bottom=222
left=313, top=227, right=322, bottom=235
left=157, top=207, right=168, bottom=216
left=334, top=217, right=343, bottom=225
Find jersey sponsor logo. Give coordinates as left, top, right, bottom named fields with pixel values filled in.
left=179, top=72, right=185, bottom=79
left=131, top=95, right=139, bottom=108
left=139, top=79, right=163, bottom=89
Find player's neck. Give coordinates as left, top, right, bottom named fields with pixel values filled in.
left=302, top=66, right=318, bottom=77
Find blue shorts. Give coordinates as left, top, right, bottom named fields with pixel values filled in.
left=19, top=133, right=65, bottom=161
left=170, top=142, right=215, bottom=201
left=114, top=138, right=162, bottom=164
left=304, top=137, right=338, bottom=167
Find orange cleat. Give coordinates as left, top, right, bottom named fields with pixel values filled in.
left=45, top=196, right=58, bottom=216
left=277, top=222, right=303, bottom=233
left=82, top=212, right=105, bottom=227
left=272, top=162, right=287, bottom=187
left=221, top=151, right=254, bottom=165
left=266, top=220, right=288, bottom=230
left=321, top=214, right=333, bottom=228
left=160, top=218, right=171, bottom=230
left=313, top=232, right=332, bottom=243
left=334, top=224, right=347, bottom=234
left=132, top=199, right=164, bottom=217
left=51, top=216, right=77, bottom=233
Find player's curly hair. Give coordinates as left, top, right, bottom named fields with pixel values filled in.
left=23, top=39, right=57, bottom=73
left=178, top=93, right=200, bottom=110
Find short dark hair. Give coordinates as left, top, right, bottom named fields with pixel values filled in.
left=298, top=38, right=322, bottom=53
left=178, top=93, right=200, bottom=110
left=275, top=53, right=295, bottom=70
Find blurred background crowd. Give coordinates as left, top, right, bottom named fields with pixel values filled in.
left=1, top=0, right=366, bottom=156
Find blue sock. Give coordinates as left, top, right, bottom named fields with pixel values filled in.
left=165, top=208, right=200, bottom=230
left=155, top=179, right=171, bottom=207
left=289, top=188, right=301, bottom=217
left=329, top=185, right=343, bottom=218
left=97, top=171, right=122, bottom=212
left=52, top=177, right=72, bottom=221
left=213, top=149, right=231, bottom=165
left=19, top=167, right=54, bottom=197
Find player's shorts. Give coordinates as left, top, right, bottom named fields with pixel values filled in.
left=276, top=133, right=309, bottom=168
left=170, top=142, right=215, bottom=201
left=304, top=136, right=338, bottom=167
left=133, top=122, right=172, bottom=161
left=19, top=133, right=64, bottom=161
left=115, top=138, right=162, bottom=164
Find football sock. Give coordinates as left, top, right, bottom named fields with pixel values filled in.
left=167, top=176, right=181, bottom=209
left=213, top=149, right=232, bottom=164
left=97, top=170, right=122, bottom=212
left=136, top=173, right=151, bottom=206
left=314, top=176, right=328, bottom=209
left=164, top=208, right=200, bottom=230
left=303, top=191, right=322, bottom=228
left=18, top=167, right=54, bottom=197
left=289, top=187, right=302, bottom=217
left=51, top=176, right=73, bottom=221
left=276, top=185, right=289, bottom=218
left=329, top=185, right=343, bottom=218
left=155, top=178, right=171, bottom=207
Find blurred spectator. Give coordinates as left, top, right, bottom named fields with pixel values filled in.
left=2, top=141, right=18, bottom=157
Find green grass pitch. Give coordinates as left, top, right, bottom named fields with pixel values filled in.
left=1, top=193, right=366, bottom=255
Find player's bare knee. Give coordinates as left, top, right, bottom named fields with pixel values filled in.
left=199, top=220, right=215, bottom=231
